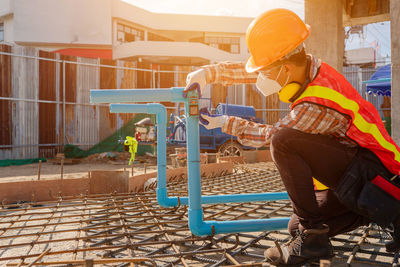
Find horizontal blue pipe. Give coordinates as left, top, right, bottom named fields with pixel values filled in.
left=188, top=209, right=290, bottom=236
left=198, top=192, right=288, bottom=203
left=207, top=217, right=291, bottom=235
left=362, top=78, right=391, bottom=84
left=110, top=103, right=165, bottom=114
left=174, top=192, right=289, bottom=206
left=90, top=87, right=186, bottom=104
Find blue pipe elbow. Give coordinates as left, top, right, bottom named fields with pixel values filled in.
left=188, top=208, right=213, bottom=236
left=146, top=103, right=167, bottom=122
left=157, top=188, right=179, bottom=207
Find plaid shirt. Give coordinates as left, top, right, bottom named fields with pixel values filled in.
left=201, top=55, right=354, bottom=148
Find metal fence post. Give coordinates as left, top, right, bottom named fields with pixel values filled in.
left=358, top=68, right=364, bottom=96
left=56, top=55, right=60, bottom=152
left=62, top=60, right=66, bottom=147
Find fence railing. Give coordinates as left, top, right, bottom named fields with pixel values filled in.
left=0, top=46, right=192, bottom=160
left=0, top=45, right=390, bottom=160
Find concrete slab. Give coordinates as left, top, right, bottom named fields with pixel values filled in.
left=0, top=178, right=90, bottom=204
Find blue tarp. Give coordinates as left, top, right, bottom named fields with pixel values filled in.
left=365, top=64, right=391, bottom=96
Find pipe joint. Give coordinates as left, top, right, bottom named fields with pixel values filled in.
left=156, top=188, right=178, bottom=207
left=188, top=208, right=213, bottom=236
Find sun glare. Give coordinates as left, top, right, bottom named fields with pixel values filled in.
left=121, top=0, right=304, bottom=18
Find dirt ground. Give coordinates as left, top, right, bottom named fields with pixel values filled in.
left=0, top=153, right=158, bottom=182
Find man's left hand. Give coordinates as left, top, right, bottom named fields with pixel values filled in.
left=199, top=107, right=228, bottom=130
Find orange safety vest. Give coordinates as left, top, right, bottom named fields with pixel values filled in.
left=293, top=63, right=400, bottom=197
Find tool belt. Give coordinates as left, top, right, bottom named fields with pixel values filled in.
left=334, top=148, right=400, bottom=227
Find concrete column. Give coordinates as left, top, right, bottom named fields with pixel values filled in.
left=304, top=0, right=344, bottom=72
left=391, top=0, right=400, bottom=143
left=112, top=19, right=117, bottom=46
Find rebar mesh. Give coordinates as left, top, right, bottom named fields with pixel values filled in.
left=0, top=163, right=398, bottom=266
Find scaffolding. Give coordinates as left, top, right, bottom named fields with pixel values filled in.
left=0, top=164, right=398, bottom=266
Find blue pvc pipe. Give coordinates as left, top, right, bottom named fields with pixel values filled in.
left=204, top=218, right=291, bottom=235
left=101, top=88, right=289, bottom=204
left=91, top=88, right=186, bottom=104
left=110, top=103, right=178, bottom=208
left=362, top=78, right=391, bottom=84
left=92, top=87, right=291, bottom=236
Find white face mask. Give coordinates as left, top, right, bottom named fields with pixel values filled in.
left=255, top=66, right=289, bottom=97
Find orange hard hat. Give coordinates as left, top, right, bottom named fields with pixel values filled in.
left=245, top=8, right=311, bottom=73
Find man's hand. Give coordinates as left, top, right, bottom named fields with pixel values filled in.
left=199, top=107, right=228, bottom=130
left=183, top=69, right=207, bottom=98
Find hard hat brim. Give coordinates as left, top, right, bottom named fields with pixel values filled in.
left=245, top=56, right=265, bottom=73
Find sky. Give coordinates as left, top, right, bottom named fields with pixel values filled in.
left=122, top=0, right=304, bottom=18
left=122, top=0, right=391, bottom=60
left=345, top=22, right=391, bottom=62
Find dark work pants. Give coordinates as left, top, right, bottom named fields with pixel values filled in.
left=270, top=128, right=370, bottom=234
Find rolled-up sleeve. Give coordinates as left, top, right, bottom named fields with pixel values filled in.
left=202, top=61, right=258, bottom=86
left=221, top=102, right=352, bottom=148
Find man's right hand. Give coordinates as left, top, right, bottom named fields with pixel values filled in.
left=183, top=69, right=207, bottom=98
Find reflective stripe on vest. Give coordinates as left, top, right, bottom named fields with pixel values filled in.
left=293, top=63, right=400, bottom=175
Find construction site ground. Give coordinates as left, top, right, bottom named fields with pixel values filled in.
left=0, top=158, right=398, bottom=266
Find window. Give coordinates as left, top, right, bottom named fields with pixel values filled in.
left=117, top=31, right=124, bottom=42
left=218, top=43, right=230, bottom=53
left=116, top=22, right=144, bottom=43
left=231, top=44, right=239, bottom=54
left=204, top=36, right=240, bottom=54
left=125, top=33, right=135, bottom=42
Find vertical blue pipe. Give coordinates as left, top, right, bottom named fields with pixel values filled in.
left=110, top=103, right=177, bottom=207
left=184, top=98, right=213, bottom=236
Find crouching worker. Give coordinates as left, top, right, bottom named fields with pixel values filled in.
left=183, top=8, right=400, bottom=266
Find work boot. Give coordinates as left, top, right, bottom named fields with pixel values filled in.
left=264, top=224, right=334, bottom=266
left=386, top=217, right=400, bottom=253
